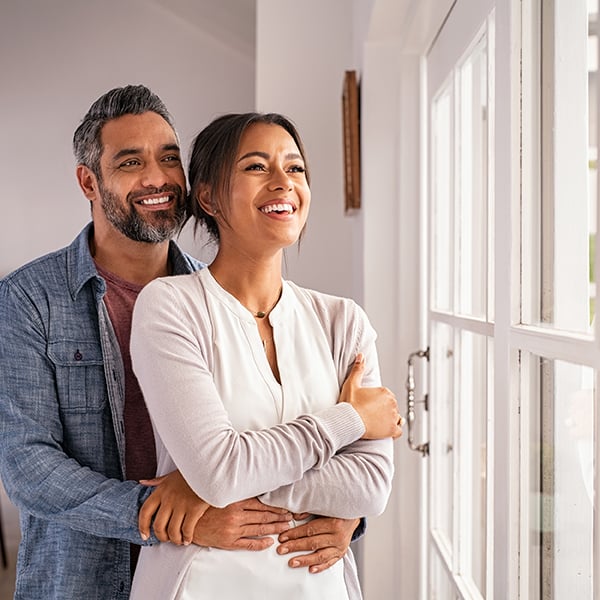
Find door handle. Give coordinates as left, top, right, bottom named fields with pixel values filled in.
left=405, top=348, right=430, bottom=457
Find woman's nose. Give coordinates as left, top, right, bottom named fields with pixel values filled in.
left=268, top=168, right=292, bottom=191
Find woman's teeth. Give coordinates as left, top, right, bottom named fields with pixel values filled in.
left=260, top=203, right=294, bottom=214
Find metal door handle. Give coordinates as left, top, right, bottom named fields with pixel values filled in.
left=406, top=348, right=430, bottom=456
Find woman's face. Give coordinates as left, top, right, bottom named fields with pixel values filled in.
left=216, top=122, right=311, bottom=255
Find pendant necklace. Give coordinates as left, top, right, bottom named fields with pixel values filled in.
left=251, top=288, right=282, bottom=319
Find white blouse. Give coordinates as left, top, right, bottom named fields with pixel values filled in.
left=129, top=268, right=394, bottom=600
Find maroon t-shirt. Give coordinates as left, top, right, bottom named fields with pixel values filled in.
left=95, top=263, right=157, bottom=572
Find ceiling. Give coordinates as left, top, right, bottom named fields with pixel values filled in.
left=368, top=0, right=455, bottom=53
left=148, top=0, right=256, bottom=56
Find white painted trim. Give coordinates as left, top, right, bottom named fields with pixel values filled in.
left=430, top=311, right=495, bottom=337
left=419, top=52, right=431, bottom=600
left=510, top=325, right=598, bottom=365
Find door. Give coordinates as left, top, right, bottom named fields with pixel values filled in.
left=414, top=0, right=599, bottom=598
left=423, top=1, right=495, bottom=597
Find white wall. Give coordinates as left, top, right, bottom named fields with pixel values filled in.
left=0, top=0, right=255, bottom=276
left=361, top=43, right=422, bottom=600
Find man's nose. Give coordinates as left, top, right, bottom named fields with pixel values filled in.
left=140, top=159, right=173, bottom=188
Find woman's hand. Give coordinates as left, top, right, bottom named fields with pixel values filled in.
left=139, top=470, right=209, bottom=545
left=339, top=354, right=404, bottom=440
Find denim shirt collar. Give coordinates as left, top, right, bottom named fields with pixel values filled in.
left=66, top=222, right=204, bottom=300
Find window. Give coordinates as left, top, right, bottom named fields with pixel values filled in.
left=519, top=0, right=598, bottom=596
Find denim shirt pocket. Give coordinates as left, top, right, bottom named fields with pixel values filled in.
left=48, top=340, right=107, bottom=412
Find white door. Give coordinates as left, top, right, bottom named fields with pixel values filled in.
left=412, top=0, right=599, bottom=598
left=420, top=1, right=495, bottom=597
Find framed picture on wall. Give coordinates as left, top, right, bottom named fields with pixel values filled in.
left=342, top=70, right=361, bottom=211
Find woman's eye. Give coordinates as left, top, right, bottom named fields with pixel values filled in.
left=163, top=155, right=181, bottom=163
left=245, top=163, right=266, bottom=171
left=288, top=165, right=306, bottom=173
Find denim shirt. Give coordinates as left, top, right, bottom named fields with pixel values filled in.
left=0, top=223, right=204, bottom=599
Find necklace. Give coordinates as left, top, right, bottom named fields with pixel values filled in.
left=251, top=288, right=282, bottom=319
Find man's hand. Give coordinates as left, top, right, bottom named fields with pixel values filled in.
left=277, top=516, right=361, bottom=573
left=139, top=470, right=209, bottom=545
left=192, top=498, right=293, bottom=551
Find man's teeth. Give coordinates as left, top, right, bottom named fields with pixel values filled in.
left=260, top=203, right=294, bottom=214
left=139, top=196, right=170, bottom=205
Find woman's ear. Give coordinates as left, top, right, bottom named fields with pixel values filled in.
left=197, top=185, right=215, bottom=215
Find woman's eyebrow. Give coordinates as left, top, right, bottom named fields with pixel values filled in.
left=238, top=151, right=302, bottom=162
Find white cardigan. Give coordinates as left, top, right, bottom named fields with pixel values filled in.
left=129, top=268, right=394, bottom=599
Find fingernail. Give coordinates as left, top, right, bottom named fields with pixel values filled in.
left=291, top=559, right=300, bottom=567
left=279, top=535, right=288, bottom=542
left=279, top=546, right=289, bottom=554
left=141, top=533, right=149, bottom=541
left=310, top=566, right=319, bottom=574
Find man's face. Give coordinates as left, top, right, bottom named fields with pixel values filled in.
left=94, top=112, right=187, bottom=243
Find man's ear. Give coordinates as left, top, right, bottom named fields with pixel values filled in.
left=76, top=165, right=99, bottom=202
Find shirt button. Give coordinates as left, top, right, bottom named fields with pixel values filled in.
left=74, top=350, right=83, bottom=361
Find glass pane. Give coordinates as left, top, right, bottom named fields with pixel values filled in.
left=457, top=37, right=491, bottom=320
left=431, top=321, right=455, bottom=545
left=459, top=331, right=490, bottom=595
left=525, top=0, right=595, bottom=333
left=526, top=356, right=595, bottom=599
left=431, top=87, right=453, bottom=312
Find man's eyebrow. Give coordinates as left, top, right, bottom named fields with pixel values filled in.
left=111, top=147, right=142, bottom=162
left=111, top=143, right=181, bottom=162
left=237, top=151, right=302, bottom=162
left=162, top=143, right=181, bottom=153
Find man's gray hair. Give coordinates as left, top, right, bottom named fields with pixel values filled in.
left=72, top=84, right=177, bottom=178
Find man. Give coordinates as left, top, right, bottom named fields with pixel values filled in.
left=0, top=85, right=360, bottom=599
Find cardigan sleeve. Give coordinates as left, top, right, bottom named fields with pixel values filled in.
left=259, top=298, right=394, bottom=518
left=130, top=277, right=367, bottom=508
left=258, top=438, right=393, bottom=518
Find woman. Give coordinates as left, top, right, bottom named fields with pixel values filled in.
left=129, top=113, right=401, bottom=599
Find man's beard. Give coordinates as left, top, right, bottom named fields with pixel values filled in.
left=99, top=180, right=187, bottom=243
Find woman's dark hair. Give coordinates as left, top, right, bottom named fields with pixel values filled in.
left=187, top=112, right=310, bottom=241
